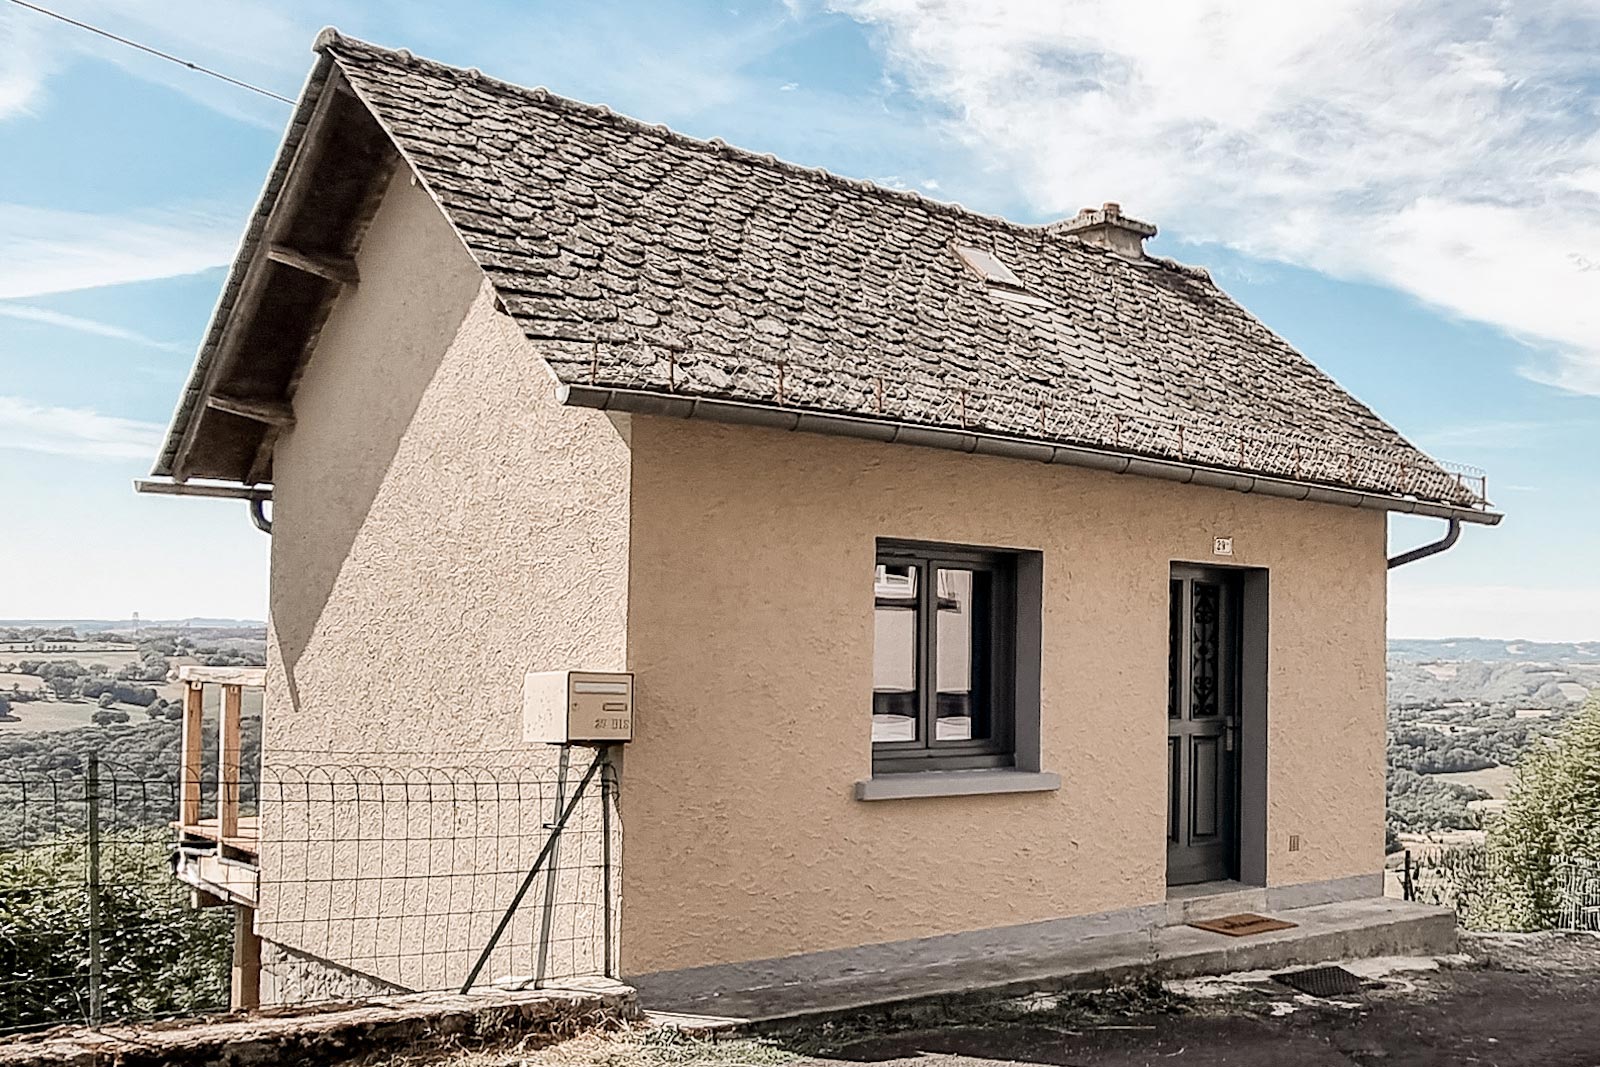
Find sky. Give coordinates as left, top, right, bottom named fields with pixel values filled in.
left=0, top=0, right=1596, bottom=639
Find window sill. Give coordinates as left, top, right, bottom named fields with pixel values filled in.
left=854, top=769, right=1061, bottom=802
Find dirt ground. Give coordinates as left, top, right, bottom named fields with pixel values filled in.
left=380, top=932, right=1600, bottom=1067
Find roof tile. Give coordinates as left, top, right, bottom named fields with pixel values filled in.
left=315, top=33, right=1484, bottom=509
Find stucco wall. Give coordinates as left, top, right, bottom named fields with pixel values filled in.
left=621, top=416, right=1387, bottom=976
left=259, top=165, right=630, bottom=992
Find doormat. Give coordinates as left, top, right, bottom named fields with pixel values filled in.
left=1272, top=965, right=1366, bottom=997
left=1186, top=913, right=1298, bottom=937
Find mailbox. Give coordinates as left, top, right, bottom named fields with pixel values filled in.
left=523, top=670, right=634, bottom=744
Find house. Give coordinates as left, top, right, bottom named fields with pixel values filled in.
left=140, top=31, right=1498, bottom=1011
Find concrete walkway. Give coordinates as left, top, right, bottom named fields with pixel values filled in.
left=639, top=897, right=1455, bottom=1025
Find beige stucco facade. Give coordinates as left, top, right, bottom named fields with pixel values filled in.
left=257, top=166, right=630, bottom=991
left=620, top=417, right=1386, bottom=975
left=255, top=161, right=1389, bottom=989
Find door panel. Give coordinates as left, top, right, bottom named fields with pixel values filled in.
left=1168, top=569, right=1240, bottom=885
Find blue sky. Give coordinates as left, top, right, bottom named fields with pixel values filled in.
left=0, top=0, right=1596, bottom=638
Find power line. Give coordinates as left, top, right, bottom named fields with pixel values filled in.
left=5, top=0, right=294, bottom=105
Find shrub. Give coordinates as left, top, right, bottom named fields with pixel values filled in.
left=0, top=834, right=230, bottom=1028
left=1481, top=699, right=1600, bottom=929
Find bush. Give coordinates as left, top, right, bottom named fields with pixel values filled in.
left=1480, top=699, right=1600, bottom=929
left=0, top=834, right=230, bottom=1028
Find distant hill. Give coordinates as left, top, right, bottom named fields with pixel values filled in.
left=1388, top=638, right=1600, bottom=662
left=0, top=619, right=265, bottom=630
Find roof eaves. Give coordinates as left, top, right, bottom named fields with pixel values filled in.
left=152, top=51, right=338, bottom=478
left=557, top=383, right=1502, bottom=525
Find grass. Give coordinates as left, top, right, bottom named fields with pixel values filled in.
left=0, top=650, right=141, bottom=669
left=0, top=699, right=162, bottom=733
left=356, top=979, right=1187, bottom=1067
left=1430, top=765, right=1517, bottom=800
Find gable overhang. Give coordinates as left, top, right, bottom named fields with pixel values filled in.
left=558, top=383, right=1503, bottom=526
left=142, top=31, right=1499, bottom=530
left=146, top=56, right=397, bottom=489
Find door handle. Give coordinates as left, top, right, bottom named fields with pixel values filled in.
left=1225, top=720, right=1237, bottom=752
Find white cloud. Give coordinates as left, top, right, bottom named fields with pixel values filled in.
left=0, top=302, right=185, bottom=351
left=1389, top=582, right=1600, bottom=643
left=827, top=0, right=1600, bottom=394
left=0, top=203, right=236, bottom=299
left=0, top=395, right=164, bottom=461
left=0, top=5, right=52, bottom=119
left=2, top=0, right=310, bottom=128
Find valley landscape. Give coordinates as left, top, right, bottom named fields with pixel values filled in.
left=2, top=622, right=1592, bottom=838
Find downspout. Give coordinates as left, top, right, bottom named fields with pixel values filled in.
left=1387, top=518, right=1460, bottom=569
left=248, top=498, right=273, bottom=536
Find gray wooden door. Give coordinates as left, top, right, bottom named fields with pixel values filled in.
left=1167, top=567, right=1240, bottom=886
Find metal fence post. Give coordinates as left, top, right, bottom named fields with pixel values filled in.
left=534, top=747, right=571, bottom=988
left=85, top=755, right=103, bottom=1026
left=460, top=751, right=606, bottom=994
left=1403, top=849, right=1414, bottom=902
left=601, top=755, right=614, bottom=979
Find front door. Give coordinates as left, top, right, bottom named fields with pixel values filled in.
left=1167, top=566, right=1240, bottom=885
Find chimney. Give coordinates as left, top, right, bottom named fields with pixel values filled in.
left=1051, top=201, right=1157, bottom=259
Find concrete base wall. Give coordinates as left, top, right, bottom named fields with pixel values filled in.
left=260, top=939, right=407, bottom=1008
left=630, top=873, right=1385, bottom=1004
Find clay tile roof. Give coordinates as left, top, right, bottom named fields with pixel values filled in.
left=154, top=31, right=1494, bottom=517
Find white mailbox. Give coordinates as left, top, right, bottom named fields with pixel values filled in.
left=523, top=670, right=634, bottom=744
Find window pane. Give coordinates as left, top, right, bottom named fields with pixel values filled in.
left=1190, top=581, right=1220, bottom=718
left=872, top=563, right=918, bottom=742
left=935, top=567, right=992, bottom=741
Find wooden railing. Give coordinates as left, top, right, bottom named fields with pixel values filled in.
left=176, top=665, right=266, bottom=857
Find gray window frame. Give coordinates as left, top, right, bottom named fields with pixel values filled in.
left=873, top=540, right=1019, bottom=774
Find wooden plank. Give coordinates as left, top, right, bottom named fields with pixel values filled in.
left=266, top=242, right=360, bottom=285
left=206, top=394, right=295, bottom=427
left=219, top=684, right=242, bottom=839
left=178, top=665, right=267, bottom=687
left=180, top=682, right=204, bottom=828
left=232, top=906, right=261, bottom=1011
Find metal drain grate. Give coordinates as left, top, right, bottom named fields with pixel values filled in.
left=1272, top=965, right=1366, bottom=997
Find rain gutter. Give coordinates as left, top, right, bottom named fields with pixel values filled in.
left=558, top=384, right=1502, bottom=527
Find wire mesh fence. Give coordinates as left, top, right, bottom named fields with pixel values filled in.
left=0, top=751, right=618, bottom=1034
left=0, top=758, right=232, bottom=1035
left=1402, top=847, right=1600, bottom=932
left=256, top=754, right=616, bottom=1003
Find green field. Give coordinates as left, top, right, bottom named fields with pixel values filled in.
left=0, top=672, right=45, bottom=693
left=0, top=700, right=162, bottom=733
left=0, top=649, right=144, bottom=670
left=0, top=683, right=263, bottom=735
left=1431, top=764, right=1518, bottom=812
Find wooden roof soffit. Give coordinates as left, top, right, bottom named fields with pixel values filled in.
left=265, top=243, right=360, bottom=286
left=169, top=68, right=366, bottom=484
left=206, top=394, right=296, bottom=428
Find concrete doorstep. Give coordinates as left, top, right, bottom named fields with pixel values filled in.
left=0, top=980, right=637, bottom=1067
left=638, top=897, right=1458, bottom=1028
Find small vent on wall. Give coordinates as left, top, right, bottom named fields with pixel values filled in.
left=1289, top=834, right=1301, bottom=852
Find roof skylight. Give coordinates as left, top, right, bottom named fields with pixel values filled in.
left=952, top=244, right=1024, bottom=289
left=951, top=243, right=1053, bottom=309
